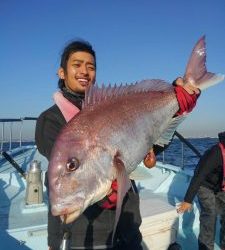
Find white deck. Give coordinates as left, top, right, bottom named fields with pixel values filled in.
left=0, top=147, right=221, bottom=250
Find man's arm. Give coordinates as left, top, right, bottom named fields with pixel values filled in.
left=177, top=145, right=219, bottom=213
left=35, top=106, right=65, bottom=161
left=144, top=77, right=200, bottom=168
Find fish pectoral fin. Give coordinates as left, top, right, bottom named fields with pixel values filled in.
left=113, top=152, right=131, bottom=201
left=111, top=152, right=131, bottom=243
left=113, top=151, right=126, bottom=170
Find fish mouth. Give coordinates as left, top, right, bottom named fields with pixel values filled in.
left=51, top=204, right=82, bottom=222
left=60, top=210, right=81, bottom=224
left=51, top=199, right=84, bottom=224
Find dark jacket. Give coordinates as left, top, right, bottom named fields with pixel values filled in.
left=184, top=144, right=224, bottom=203
left=35, top=90, right=142, bottom=249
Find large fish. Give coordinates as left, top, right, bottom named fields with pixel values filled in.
left=48, top=36, right=224, bottom=234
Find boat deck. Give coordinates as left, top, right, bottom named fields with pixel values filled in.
left=0, top=147, right=221, bottom=250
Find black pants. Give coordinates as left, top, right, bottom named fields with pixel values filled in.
left=48, top=188, right=142, bottom=250
left=197, top=186, right=225, bottom=250
left=50, top=224, right=143, bottom=250
left=112, top=230, right=143, bottom=250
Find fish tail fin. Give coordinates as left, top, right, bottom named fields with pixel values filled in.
left=184, top=35, right=224, bottom=90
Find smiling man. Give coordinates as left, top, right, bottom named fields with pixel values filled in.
left=58, top=50, right=96, bottom=93
left=35, top=40, right=143, bottom=250
left=35, top=39, right=201, bottom=250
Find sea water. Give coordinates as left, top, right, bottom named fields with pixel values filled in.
left=1, top=137, right=219, bottom=170
left=156, top=137, right=218, bottom=169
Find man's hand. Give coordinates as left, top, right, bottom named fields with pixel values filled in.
left=173, top=77, right=201, bottom=115
left=176, top=201, right=192, bottom=214
left=174, top=77, right=200, bottom=95
left=143, top=148, right=156, bottom=168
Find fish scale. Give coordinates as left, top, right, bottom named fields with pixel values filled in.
left=48, top=36, right=224, bottom=236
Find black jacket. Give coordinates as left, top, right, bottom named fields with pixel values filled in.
left=184, top=144, right=224, bottom=203
left=35, top=90, right=142, bottom=249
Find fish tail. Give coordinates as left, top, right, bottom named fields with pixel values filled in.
left=184, top=35, right=224, bottom=90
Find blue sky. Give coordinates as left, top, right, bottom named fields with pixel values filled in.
left=0, top=0, right=225, bottom=138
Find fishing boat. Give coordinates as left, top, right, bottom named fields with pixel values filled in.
left=0, top=117, right=221, bottom=250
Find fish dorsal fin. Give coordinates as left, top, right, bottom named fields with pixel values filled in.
left=111, top=152, right=131, bottom=244
left=83, top=79, right=173, bottom=108
left=53, top=91, right=80, bottom=122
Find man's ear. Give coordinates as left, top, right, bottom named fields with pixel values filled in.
left=58, top=67, right=65, bottom=80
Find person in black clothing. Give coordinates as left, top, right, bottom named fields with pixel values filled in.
left=35, top=40, right=143, bottom=250
left=35, top=39, right=200, bottom=250
left=177, top=132, right=225, bottom=250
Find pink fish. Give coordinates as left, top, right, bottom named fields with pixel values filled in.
left=48, top=36, right=224, bottom=235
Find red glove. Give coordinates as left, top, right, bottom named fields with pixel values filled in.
left=101, top=180, right=118, bottom=209
left=175, top=85, right=200, bottom=116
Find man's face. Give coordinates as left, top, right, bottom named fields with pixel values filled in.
left=58, top=51, right=96, bottom=93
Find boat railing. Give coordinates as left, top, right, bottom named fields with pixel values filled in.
left=0, top=117, right=202, bottom=169
left=161, top=140, right=186, bottom=169
left=175, top=131, right=202, bottom=169
left=0, top=117, right=37, bottom=153
left=157, top=131, right=201, bottom=169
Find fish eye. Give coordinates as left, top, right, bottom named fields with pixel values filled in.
left=66, top=158, right=79, bottom=172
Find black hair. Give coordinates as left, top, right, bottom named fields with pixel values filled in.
left=218, top=131, right=225, bottom=145
left=58, top=39, right=96, bottom=90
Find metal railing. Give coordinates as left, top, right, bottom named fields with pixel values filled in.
left=161, top=138, right=188, bottom=169
left=175, top=131, right=201, bottom=169
left=157, top=131, right=202, bottom=169
left=0, top=117, right=202, bottom=169
left=0, top=117, right=37, bottom=152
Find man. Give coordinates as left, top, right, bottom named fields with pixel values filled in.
left=35, top=40, right=143, bottom=250
left=177, top=132, right=225, bottom=250
left=36, top=39, right=199, bottom=250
